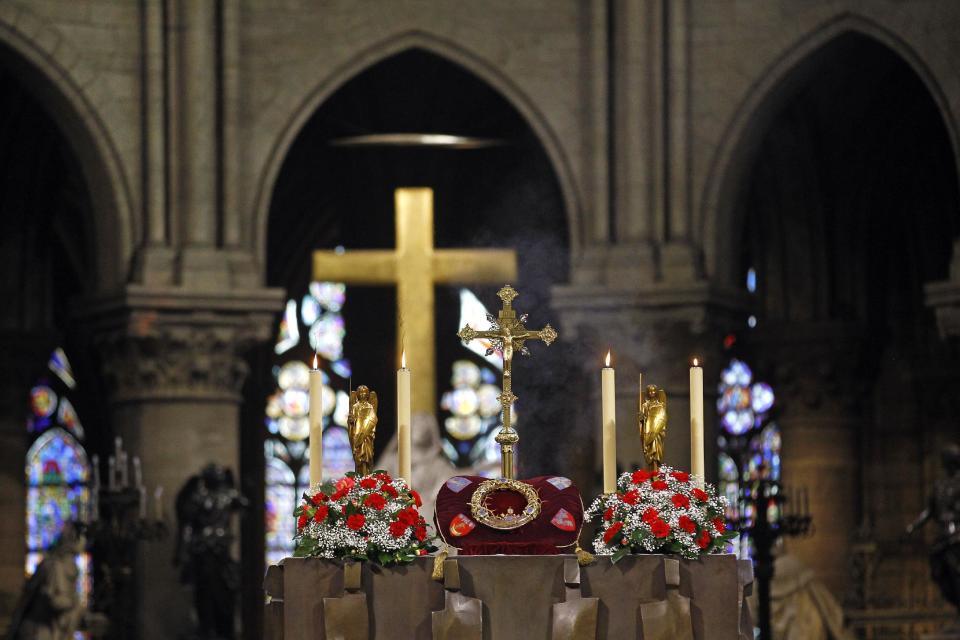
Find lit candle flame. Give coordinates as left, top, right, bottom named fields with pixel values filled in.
left=312, top=353, right=318, bottom=370
left=401, top=349, right=406, bottom=369
left=605, top=351, right=611, bottom=367
left=692, top=357, right=700, bottom=367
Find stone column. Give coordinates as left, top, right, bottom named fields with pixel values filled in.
left=83, top=285, right=282, bottom=640
left=552, top=280, right=746, bottom=494
left=0, top=333, right=56, bottom=624
left=751, top=322, right=871, bottom=599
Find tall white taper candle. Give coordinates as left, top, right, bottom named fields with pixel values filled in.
left=602, top=351, right=617, bottom=493
left=308, top=354, right=323, bottom=488
left=397, top=350, right=412, bottom=486
left=690, top=357, right=705, bottom=488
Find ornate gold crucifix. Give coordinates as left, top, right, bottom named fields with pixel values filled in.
left=457, top=285, right=557, bottom=479
left=313, top=188, right=517, bottom=413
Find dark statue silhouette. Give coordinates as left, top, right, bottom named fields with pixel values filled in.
left=174, top=464, right=248, bottom=640
left=908, top=443, right=960, bottom=629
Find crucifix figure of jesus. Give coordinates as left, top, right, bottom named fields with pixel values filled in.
left=457, top=285, right=557, bottom=479
left=313, top=187, right=517, bottom=413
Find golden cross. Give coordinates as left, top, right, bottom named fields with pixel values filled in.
left=312, top=187, right=517, bottom=413
left=457, top=285, right=557, bottom=479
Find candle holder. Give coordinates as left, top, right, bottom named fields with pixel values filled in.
left=86, top=484, right=167, bottom=639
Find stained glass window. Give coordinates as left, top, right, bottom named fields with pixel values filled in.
left=264, top=281, right=351, bottom=565
left=716, top=357, right=780, bottom=559
left=25, top=348, right=92, bottom=606
left=439, top=289, right=512, bottom=468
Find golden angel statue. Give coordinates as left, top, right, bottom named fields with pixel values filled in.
left=639, top=384, right=668, bottom=471
left=348, top=385, right=378, bottom=476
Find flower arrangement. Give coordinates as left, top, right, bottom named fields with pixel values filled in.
left=584, top=466, right=735, bottom=562
left=293, top=470, right=436, bottom=565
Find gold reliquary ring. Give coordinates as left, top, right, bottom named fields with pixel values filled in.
left=469, top=478, right=541, bottom=530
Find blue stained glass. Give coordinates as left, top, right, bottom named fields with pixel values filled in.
left=308, top=314, right=345, bottom=361
left=301, top=294, right=322, bottom=326
left=331, top=359, right=351, bottom=379
left=27, top=429, right=89, bottom=487
left=57, top=398, right=85, bottom=440
left=274, top=300, right=300, bottom=355
left=47, top=348, right=76, bottom=389
left=309, top=282, right=346, bottom=312
left=480, top=368, right=496, bottom=384
left=721, top=360, right=752, bottom=387
left=322, top=426, right=354, bottom=479
left=746, top=268, right=757, bottom=293
left=30, top=386, right=57, bottom=419
left=751, top=383, right=774, bottom=414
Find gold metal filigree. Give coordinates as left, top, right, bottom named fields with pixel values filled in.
left=469, top=478, right=541, bottom=530
left=456, top=284, right=558, bottom=479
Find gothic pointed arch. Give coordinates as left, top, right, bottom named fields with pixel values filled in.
left=701, top=13, right=960, bottom=287
left=251, top=30, right=580, bottom=264
left=0, top=4, right=136, bottom=291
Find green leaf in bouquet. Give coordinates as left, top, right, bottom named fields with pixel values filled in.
left=293, top=537, right=318, bottom=558
left=611, top=546, right=631, bottom=564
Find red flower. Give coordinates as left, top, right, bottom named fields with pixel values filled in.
left=678, top=515, right=696, bottom=533
left=382, top=484, right=399, bottom=499
left=297, top=514, right=309, bottom=529
left=603, top=521, right=624, bottom=545
left=411, top=490, right=423, bottom=508
left=363, top=493, right=386, bottom=510
left=311, top=492, right=328, bottom=505
left=375, top=472, right=392, bottom=484
left=603, top=507, right=615, bottom=521
left=313, top=505, right=329, bottom=523
left=642, top=507, right=659, bottom=524
left=671, top=494, right=691, bottom=509
left=336, top=476, right=355, bottom=493
left=692, top=488, right=709, bottom=502
left=346, top=514, right=365, bottom=531
left=414, top=525, right=427, bottom=541
left=389, top=521, right=408, bottom=538
left=418, top=548, right=428, bottom=555
left=398, top=507, right=419, bottom=526
left=360, top=477, right=378, bottom=489
left=651, top=519, right=671, bottom=538
left=696, top=530, right=712, bottom=549
left=651, top=480, right=669, bottom=491
left=712, top=517, right=726, bottom=533
left=631, top=469, right=654, bottom=484
left=341, top=503, right=349, bottom=513
left=670, top=471, right=690, bottom=483
left=621, top=490, right=640, bottom=505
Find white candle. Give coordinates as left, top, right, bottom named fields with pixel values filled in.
left=107, top=456, right=116, bottom=491
left=601, top=351, right=617, bottom=493
left=91, top=454, right=100, bottom=489
left=690, top=357, right=705, bottom=488
left=397, top=350, right=412, bottom=486
left=308, top=354, right=323, bottom=488
left=133, top=456, right=142, bottom=488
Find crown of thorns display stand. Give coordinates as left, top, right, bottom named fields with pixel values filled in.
left=282, top=284, right=753, bottom=640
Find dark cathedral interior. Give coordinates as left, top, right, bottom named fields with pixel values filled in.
left=1, top=2, right=959, bottom=639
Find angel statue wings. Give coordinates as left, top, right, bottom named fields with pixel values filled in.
left=639, top=385, right=668, bottom=471
left=348, top=385, right=378, bottom=476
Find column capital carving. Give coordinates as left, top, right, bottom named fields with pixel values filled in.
left=80, top=285, right=284, bottom=403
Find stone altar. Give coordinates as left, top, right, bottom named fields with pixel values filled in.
left=264, top=554, right=754, bottom=639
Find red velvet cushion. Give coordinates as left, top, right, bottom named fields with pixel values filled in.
left=434, top=475, right=583, bottom=555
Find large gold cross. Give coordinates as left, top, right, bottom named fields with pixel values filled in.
left=312, top=188, right=517, bottom=413
left=457, top=285, right=557, bottom=479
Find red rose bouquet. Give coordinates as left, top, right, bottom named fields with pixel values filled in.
left=293, top=470, right=436, bottom=565
left=584, top=466, right=734, bottom=562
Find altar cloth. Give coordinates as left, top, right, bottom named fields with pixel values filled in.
left=264, top=554, right=753, bottom=639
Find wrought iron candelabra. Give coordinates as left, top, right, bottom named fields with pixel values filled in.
left=740, top=478, right=814, bottom=640
left=86, top=438, right=167, bottom=639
